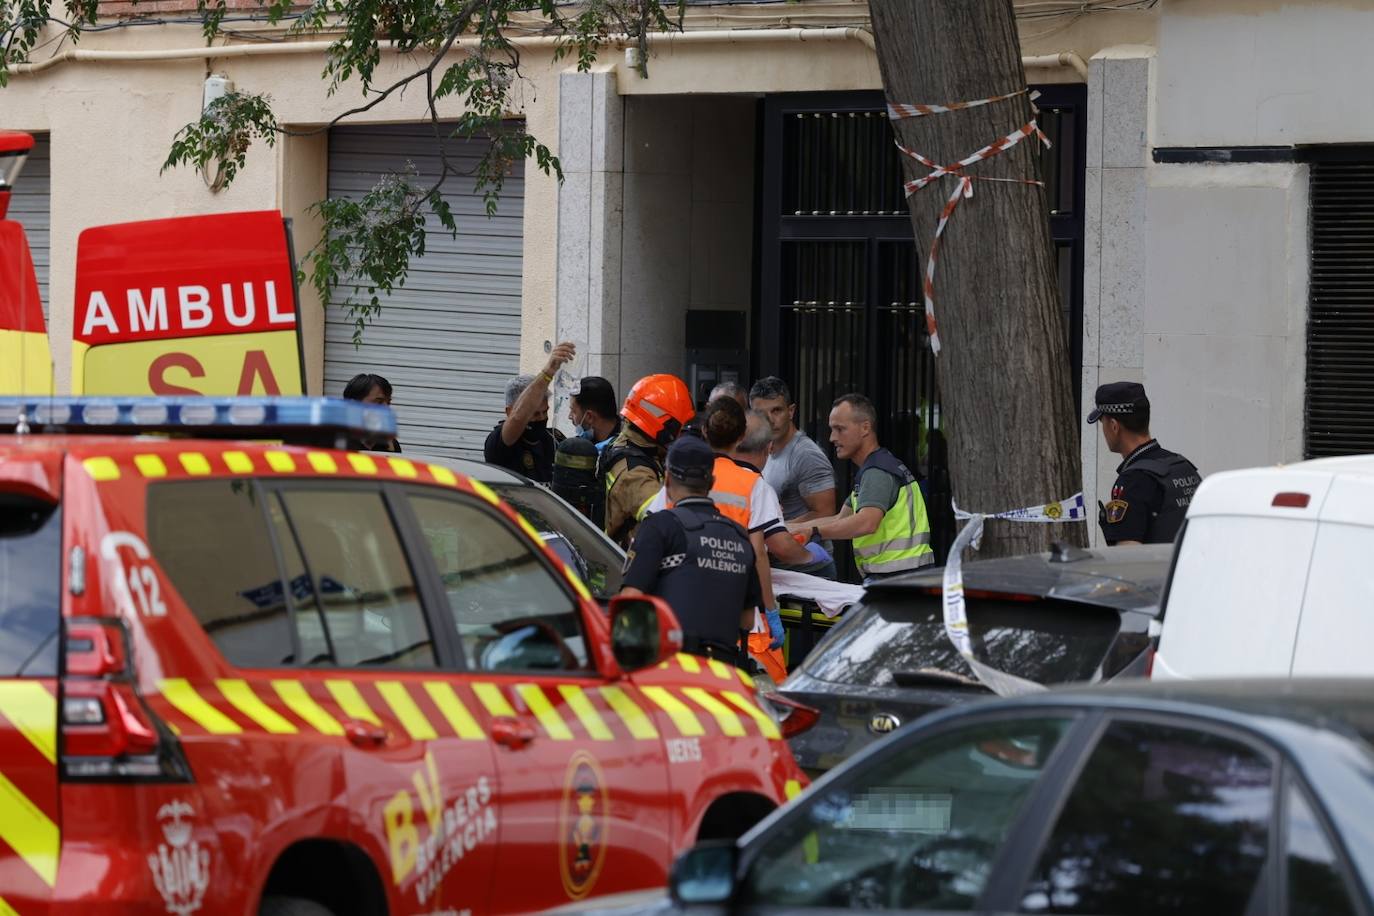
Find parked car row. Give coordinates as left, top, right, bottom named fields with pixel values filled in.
left=545, top=451, right=1374, bottom=915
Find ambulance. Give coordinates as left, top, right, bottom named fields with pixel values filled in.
left=0, top=397, right=807, bottom=915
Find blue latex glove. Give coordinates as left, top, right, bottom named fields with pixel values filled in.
left=765, top=608, right=785, bottom=649
left=804, top=541, right=833, bottom=566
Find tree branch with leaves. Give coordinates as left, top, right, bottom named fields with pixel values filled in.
left=1, top=0, right=683, bottom=341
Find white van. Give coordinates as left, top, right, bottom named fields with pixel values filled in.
left=1154, top=455, right=1374, bottom=680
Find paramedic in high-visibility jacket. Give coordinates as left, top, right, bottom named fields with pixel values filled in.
left=787, top=393, right=934, bottom=583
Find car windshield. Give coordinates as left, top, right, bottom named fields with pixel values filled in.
left=488, top=482, right=623, bottom=599
left=800, top=593, right=1120, bottom=687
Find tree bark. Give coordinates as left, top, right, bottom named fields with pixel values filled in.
left=870, top=0, right=1086, bottom=556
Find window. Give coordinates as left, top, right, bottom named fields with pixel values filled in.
left=0, top=498, right=60, bottom=677
left=408, top=493, right=589, bottom=672
left=279, top=489, right=433, bottom=668
left=1020, top=720, right=1274, bottom=914
left=488, top=482, right=623, bottom=597
left=740, top=717, right=1073, bottom=911
left=148, top=480, right=296, bottom=668
left=1287, top=780, right=1356, bottom=916
left=800, top=595, right=1120, bottom=689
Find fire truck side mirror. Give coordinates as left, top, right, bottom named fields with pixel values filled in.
left=607, top=594, right=684, bottom=671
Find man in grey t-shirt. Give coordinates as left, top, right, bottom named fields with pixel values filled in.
left=750, top=376, right=837, bottom=521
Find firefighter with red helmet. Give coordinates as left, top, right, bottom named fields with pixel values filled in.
left=600, top=374, right=695, bottom=547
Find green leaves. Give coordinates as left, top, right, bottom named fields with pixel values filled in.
left=162, top=92, right=278, bottom=188
left=304, top=166, right=430, bottom=345
left=1, top=0, right=684, bottom=340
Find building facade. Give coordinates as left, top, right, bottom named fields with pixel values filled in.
left=5, top=0, right=1369, bottom=544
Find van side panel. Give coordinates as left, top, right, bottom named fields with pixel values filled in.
left=1155, top=516, right=1317, bottom=679
left=1291, top=476, right=1374, bottom=675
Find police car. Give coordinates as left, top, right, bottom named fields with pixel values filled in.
left=0, top=397, right=807, bottom=915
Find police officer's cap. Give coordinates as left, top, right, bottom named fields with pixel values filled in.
left=666, top=435, right=715, bottom=482
left=1087, top=381, right=1149, bottom=424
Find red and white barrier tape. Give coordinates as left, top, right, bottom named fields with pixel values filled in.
left=886, top=88, right=1030, bottom=121
left=887, top=90, right=1050, bottom=354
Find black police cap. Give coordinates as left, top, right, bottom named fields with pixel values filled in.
left=666, top=435, right=715, bottom=482
left=1087, top=381, right=1149, bottom=424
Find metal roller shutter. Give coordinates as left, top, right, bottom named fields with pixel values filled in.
left=325, top=123, right=522, bottom=458
left=9, top=133, right=50, bottom=319
left=1306, top=159, right=1374, bottom=457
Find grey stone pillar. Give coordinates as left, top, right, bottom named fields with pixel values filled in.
left=1082, top=48, right=1152, bottom=544
left=555, top=67, right=625, bottom=405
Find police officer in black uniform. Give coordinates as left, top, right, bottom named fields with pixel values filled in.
left=619, top=436, right=762, bottom=665
left=1088, top=381, right=1202, bottom=545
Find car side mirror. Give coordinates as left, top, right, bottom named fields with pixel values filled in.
left=607, top=594, right=683, bottom=671
left=669, top=840, right=739, bottom=906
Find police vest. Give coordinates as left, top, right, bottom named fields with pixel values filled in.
left=1123, top=449, right=1201, bottom=544
left=598, top=441, right=660, bottom=540
left=656, top=504, right=754, bottom=647
left=849, top=449, right=935, bottom=577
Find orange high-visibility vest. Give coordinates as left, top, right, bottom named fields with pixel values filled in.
left=709, top=456, right=756, bottom=530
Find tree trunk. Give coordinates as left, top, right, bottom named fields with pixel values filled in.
left=869, top=0, right=1086, bottom=556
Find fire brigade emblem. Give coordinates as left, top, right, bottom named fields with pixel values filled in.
left=148, top=800, right=211, bottom=915
left=558, top=750, right=610, bottom=900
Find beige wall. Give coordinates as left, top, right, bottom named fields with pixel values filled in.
left=3, top=3, right=1152, bottom=394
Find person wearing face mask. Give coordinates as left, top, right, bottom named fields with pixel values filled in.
left=484, top=341, right=576, bottom=483
left=568, top=376, right=621, bottom=453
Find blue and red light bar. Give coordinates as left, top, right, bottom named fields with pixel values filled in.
left=0, top=396, right=395, bottom=447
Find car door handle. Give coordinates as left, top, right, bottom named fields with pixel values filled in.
left=344, top=720, right=389, bottom=748
left=491, top=717, right=537, bottom=750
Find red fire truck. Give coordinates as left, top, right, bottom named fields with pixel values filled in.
left=0, top=398, right=807, bottom=915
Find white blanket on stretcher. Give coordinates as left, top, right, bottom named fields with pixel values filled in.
left=771, top=568, right=866, bottom=619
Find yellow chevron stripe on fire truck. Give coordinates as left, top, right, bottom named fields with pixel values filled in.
left=0, top=683, right=57, bottom=764
left=674, top=653, right=702, bottom=674
left=597, top=686, right=659, bottom=739
left=325, top=679, right=381, bottom=726
left=222, top=450, right=255, bottom=473
left=557, top=685, right=613, bottom=741
left=307, top=452, right=338, bottom=474
left=681, top=688, right=746, bottom=737
left=472, top=682, right=517, bottom=717
left=0, top=892, right=21, bottom=916
left=422, top=682, right=485, bottom=740
left=272, top=681, right=344, bottom=736
left=158, top=679, right=242, bottom=734
left=134, top=454, right=168, bottom=478
left=82, top=456, right=120, bottom=481
left=516, top=685, right=574, bottom=740
left=0, top=769, right=58, bottom=887
left=640, top=687, right=705, bottom=737
left=217, top=679, right=296, bottom=734
left=721, top=690, right=782, bottom=740
left=377, top=682, right=437, bottom=740
left=179, top=452, right=212, bottom=476
left=706, top=659, right=735, bottom=681
left=264, top=451, right=296, bottom=473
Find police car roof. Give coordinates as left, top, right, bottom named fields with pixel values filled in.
left=383, top=452, right=535, bottom=487
left=866, top=544, right=1171, bottom=615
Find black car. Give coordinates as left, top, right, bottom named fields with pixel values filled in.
left=781, top=544, right=1171, bottom=773
left=566, top=679, right=1374, bottom=915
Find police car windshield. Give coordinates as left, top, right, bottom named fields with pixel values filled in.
left=488, top=483, right=623, bottom=599
left=801, top=594, right=1121, bottom=688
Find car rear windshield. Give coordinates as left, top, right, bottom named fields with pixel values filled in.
left=0, top=497, right=61, bottom=677
left=800, top=593, right=1121, bottom=688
